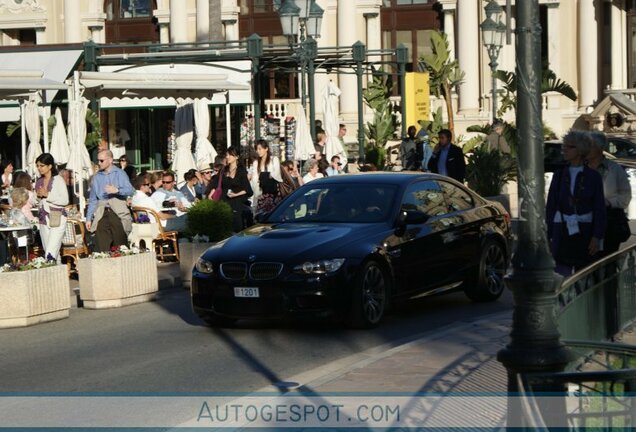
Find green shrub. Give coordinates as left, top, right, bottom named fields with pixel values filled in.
left=465, top=146, right=517, bottom=197
left=365, top=143, right=386, bottom=170
left=185, top=199, right=233, bottom=242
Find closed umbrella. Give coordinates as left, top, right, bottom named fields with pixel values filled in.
left=49, top=108, right=70, bottom=165
left=24, top=94, right=42, bottom=177
left=66, top=93, right=92, bottom=213
left=193, top=99, right=217, bottom=169
left=323, top=81, right=347, bottom=168
left=172, top=99, right=196, bottom=187
left=291, top=103, right=315, bottom=162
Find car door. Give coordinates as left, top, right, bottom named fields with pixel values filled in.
left=385, top=180, right=450, bottom=297
left=437, top=180, right=481, bottom=282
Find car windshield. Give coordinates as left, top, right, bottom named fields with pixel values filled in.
left=267, top=183, right=398, bottom=223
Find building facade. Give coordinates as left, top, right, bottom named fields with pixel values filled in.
left=0, top=0, right=634, bottom=162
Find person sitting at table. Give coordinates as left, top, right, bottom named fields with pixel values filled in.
left=148, top=172, right=162, bottom=195
left=12, top=172, right=35, bottom=217
left=179, top=169, right=199, bottom=203
left=132, top=175, right=187, bottom=233
left=10, top=187, right=36, bottom=224
left=151, top=171, right=190, bottom=216
left=1, top=160, right=13, bottom=192
left=34, top=153, right=69, bottom=261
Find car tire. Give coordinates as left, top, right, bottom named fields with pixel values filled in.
left=202, top=313, right=236, bottom=328
left=348, top=261, right=387, bottom=328
left=464, top=239, right=507, bottom=302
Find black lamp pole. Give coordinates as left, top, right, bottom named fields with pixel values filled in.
left=496, top=0, right=572, bottom=424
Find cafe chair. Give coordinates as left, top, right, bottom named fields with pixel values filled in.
left=131, top=206, right=180, bottom=262
left=61, top=219, right=90, bottom=277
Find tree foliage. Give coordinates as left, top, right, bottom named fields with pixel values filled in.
left=465, top=146, right=517, bottom=197
left=420, top=31, right=465, bottom=138
left=363, top=72, right=398, bottom=149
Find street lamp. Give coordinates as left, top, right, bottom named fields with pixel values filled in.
left=278, top=0, right=324, bottom=142
left=480, top=0, right=506, bottom=123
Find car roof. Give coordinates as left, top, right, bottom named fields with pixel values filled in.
left=311, top=171, right=456, bottom=186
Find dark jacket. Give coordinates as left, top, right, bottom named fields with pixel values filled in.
left=427, top=144, right=466, bottom=183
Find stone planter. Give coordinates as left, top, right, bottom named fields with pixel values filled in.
left=0, top=265, right=70, bottom=328
left=128, top=223, right=160, bottom=251
left=77, top=252, right=159, bottom=309
left=179, top=242, right=213, bottom=289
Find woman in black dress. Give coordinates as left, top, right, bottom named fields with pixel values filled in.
left=218, top=147, right=253, bottom=232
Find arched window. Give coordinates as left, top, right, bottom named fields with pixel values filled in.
left=104, top=0, right=158, bottom=43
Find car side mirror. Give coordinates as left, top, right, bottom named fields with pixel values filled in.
left=395, top=209, right=429, bottom=233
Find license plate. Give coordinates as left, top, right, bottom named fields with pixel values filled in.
left=234, top=287, right=260, bottom=298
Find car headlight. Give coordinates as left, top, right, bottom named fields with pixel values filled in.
left=293, top=258, right=346, bottom=275
left=195, top=258, right=214, bottom=274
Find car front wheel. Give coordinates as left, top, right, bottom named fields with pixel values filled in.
left=464, top=239, right=506, bottom=302
left=348, top=261, right=387, bottom=328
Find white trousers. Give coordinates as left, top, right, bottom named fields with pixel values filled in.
left=39, top=215, right=67, bottom=262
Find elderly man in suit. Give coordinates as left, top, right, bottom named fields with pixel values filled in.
left=427, top=129, right=466, bottom=183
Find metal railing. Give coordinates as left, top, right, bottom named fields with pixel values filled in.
left=517, top=244, right=636, bottom=428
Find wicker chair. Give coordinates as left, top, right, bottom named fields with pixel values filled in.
left=61, top=219, right=90, bottom=276
left=131, top=206, right=180, bottom=262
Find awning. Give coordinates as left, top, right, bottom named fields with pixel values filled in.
left=95, top=62, right=252, bottom=108
left=0, top=70, right=67, bottom=98
left=0, top=48, right=82, bottom=120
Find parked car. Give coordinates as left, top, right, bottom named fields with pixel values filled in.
left=191, top=173, right=512, bottom=328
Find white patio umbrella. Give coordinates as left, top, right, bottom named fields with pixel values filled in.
left=66, top=83, right=92, bottom=214
left=323, top=81, right=347, bottom=168
left=24, top=94, right=42, bottom=177
left=49, top=108, right=70, bottom=165
left=291, top=102, right=315, bottom=162
left=193, top=99, right=217, bottom=168
left=172, top=99, right=196, bottom=187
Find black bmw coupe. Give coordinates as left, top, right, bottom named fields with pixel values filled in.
left=191, top=172, right=511, bottom=328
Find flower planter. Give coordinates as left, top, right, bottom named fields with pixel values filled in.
left=0, top=265, right=70, bottom=328
left=179, top=242, right=213, bottom=289
left=128, top=223, right=160, bottom=251
left=77, top=252, right=159, bottom=309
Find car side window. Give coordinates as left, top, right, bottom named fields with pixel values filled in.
left=438, top=181, right=474, bottom=212
left=401, top=180, right=447, bottom=216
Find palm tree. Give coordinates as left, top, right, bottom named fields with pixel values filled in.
left=494, top=66, right=577, bottom=118
left=420, top=31, right=465, bottom=139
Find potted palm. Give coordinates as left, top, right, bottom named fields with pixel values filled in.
left=465, top=145, right=517, bottom=212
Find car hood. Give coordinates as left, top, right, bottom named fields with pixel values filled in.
left=203, top=223, right=383, bottom=262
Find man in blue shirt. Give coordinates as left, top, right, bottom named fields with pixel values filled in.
left=86, top=150, right=135, bottom=252
left=427, top=128, right=465, bottom=183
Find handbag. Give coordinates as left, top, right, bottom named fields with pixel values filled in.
left=606, top=207, right=631, bottom=244
left=210, top=168, right=224, bottom=201
left=48, top=208, right=63, bottom=228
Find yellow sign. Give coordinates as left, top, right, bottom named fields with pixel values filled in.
left=404, top=72, right=430, bottom=129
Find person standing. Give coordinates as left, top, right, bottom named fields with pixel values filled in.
left=399, top=126, right=419, bottom=171
left=427, top=129, right=466, bottom=183
left=587, top=131, right=632, bottom=255
left=546, top=131, right=606, bottom=276
left=118, top=155, right=136, bottom=181
left=86, top=149, right=135, bottom=253
left=1, top=160, right=13, bottom=191
left=250, top=139, right=282, bottom=215
left=34, top=153, right=69, bottom=260
left=219, top=147, right=253, bottom=232
left=485, top=121, right=511, bottom=154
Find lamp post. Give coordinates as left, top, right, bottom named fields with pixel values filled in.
left=480, top=0, right=506, bottom=123
left=278, top=0, right=324, bottom=143
left=497, top=0, right=572, bottom=424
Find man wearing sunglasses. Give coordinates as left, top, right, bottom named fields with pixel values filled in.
left=86, top=149, right=135, bottom=252
left=150, top=171, right=190, bottom=216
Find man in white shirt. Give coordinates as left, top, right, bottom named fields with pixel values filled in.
left=132, top=175, right=187, bottom=232
left=150, top=171, right=191, bottom=217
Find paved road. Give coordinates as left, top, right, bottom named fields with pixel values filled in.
left=0, top=288, right=513, bottom=393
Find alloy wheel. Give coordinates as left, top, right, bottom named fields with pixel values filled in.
left=361, top=264, right=386, bottom=324
left=482, top=243, right=506, bottom=296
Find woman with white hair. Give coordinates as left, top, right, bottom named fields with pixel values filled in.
left=302, top=159, right=324, bottom=184
left=546, top=130, right=606, bottom=276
